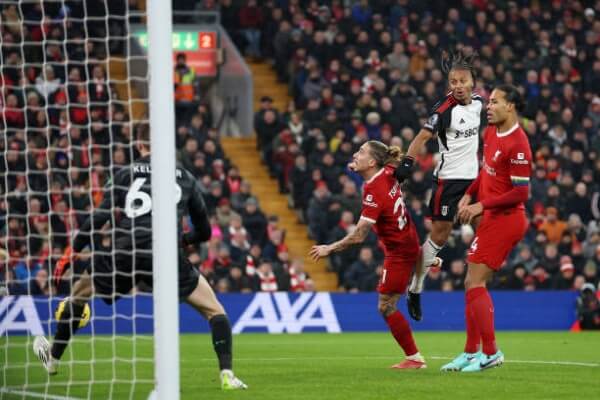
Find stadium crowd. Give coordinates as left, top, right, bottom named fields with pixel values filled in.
left=0, top=1, right=312, bottom=297
left=1, top=0, right=600, bottom=298
left=220, top=0, right=600, bottom=293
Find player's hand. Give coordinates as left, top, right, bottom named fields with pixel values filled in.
left=457, top=194, right=472, bottom=211
left=394, top=156, right=415, bottom=184
left=309, top=245, right=332, bottom=261
left=458, top=202, right=483, bottom=225
left=53, top=247, right=78, bottom=287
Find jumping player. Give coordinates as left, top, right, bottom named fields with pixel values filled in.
left=33, top=125, right=247, bottom=390
left=310, top=140, right=436, bottom=369
left=395, top=51, right=484, bottom=321
left=442, top=84, right=531, bottom=372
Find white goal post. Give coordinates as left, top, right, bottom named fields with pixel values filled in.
left=147, top=0, right=180, bottom=399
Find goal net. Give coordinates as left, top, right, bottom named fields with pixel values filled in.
left=1, top=1, right=160, bottom=398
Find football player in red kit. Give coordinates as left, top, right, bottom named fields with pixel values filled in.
left=441, top=84, right=532, bottom=372
left=310, top=140, right=432, bottom=369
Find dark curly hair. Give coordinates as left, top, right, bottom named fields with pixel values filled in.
left=441, top=49, right=477, bottom=81
left=495, top=84, right=525, bottom=113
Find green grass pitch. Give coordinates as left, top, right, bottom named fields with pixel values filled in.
left=2, top=332, right=599, bottom=399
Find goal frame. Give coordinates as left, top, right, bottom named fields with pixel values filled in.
left=147, top=0, right=180, bottom=398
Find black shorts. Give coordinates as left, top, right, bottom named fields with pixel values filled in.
left=90, top=248, right=199, bottom=304
left=428, top=178, right=474, bottom=221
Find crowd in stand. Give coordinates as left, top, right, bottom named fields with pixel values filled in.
left=0, top=1, right=313, bottom=297
left=220, top=0, right=600, bottom=292
left=2, top=1, right=600, bottom=296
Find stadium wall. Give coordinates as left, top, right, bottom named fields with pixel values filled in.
left=1, top=292, right=578, bottom=336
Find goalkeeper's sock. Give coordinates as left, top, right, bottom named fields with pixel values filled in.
left=51, top=300, right=86, bottom=360
left=467, top=287, right=497, bottom=356
left=385, top=311, right=418, bottom=356
left=409, top=237, right=443, bottom=293
left=464, top=294, right=481, bottom=354
left=209, top=314, right=233, bottom=370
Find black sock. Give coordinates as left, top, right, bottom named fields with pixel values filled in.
left=209, top=314, right=232, bottom=370
left=51, top=300, right=85, bottom=360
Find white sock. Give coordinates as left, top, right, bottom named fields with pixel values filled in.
left=409, top=237, right=443, bottom=293
left=407, top=352, right=424, bottom=362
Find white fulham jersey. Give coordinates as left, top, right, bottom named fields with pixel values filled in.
left=424, top=94, right=484, bottom=180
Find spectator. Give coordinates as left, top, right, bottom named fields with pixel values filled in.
left=576, top=283, right=600, bottom=330
left=253, top=260, right=279, bottom=292
left=343, top=247, right=378, bottom=292
left=307, top=181, right=331, bottom=244
left=241, top=197, right=267, bottom=245
left=552, top=262, right=576, bottom=290
left=538, top=207, right=568, bottom=244
left=238, top=0, right=263, bottom=59
left=447, top=260, right=466, bottom=291
left=506, top=264, right=528, bottom=290
left=227, top=266, right=253, bottom=293
left=173, top=53, right=197, bottom=120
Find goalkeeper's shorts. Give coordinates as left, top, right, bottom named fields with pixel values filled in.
left=90, top=249, right=199, bottom=304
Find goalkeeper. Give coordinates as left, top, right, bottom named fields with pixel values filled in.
left=34, top=124, right=247, bottom=390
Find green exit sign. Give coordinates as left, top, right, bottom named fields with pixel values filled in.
left=135, top=31, right=198, bottom=51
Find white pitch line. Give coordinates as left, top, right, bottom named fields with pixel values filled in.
left=184, top=355, right=599, bottom=368
left=0, top=387, right=82, bottom=400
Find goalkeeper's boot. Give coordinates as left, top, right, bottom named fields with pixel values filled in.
left=407, top=257, right=442, bottom=321
left=33, top=336, right=58, bottom=375
left=220, top=370, right=248, bottom=390
left=461, top=350, right=504, bottom=372
left=440, top=351, right=481, bottom=372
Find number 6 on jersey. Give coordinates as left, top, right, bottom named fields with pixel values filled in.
left=124, top=177, right=182, bottom=218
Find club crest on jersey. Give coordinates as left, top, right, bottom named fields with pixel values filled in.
left=427, top=113, right=439, bottom=128
left=363, top=194, right=377, bottom=208
left=441, top=205, right=449, bottom=216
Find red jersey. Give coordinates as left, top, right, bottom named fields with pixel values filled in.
left=479, top=123, right=532, bottom=213
left=360, top=165, right=420, bottom=259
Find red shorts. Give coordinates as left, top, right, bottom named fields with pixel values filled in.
left=377, top=254, right=418, bottom=295
left=467, top=210, right=528, bottom=270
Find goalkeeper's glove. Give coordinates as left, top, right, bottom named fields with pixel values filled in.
left=54, top=246, right=73, bottom=288
left=394, top=156, right=415, bottom=184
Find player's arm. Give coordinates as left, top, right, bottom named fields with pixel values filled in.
left=394, top=127, right=433, bottom=182
left=459, top=144, right=531, bottom=223
left=395, top=94, right=456, bottom=183
left=72, top=182, right=115, bottom=253
left=458, top=172, right=482, bottom=210
left=309, top=217, right=373, bottom=260
left=184, top=173, right=211, bottom=244
left=55, top=179, right=117, bottom=285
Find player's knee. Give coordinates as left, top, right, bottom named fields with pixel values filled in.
left=378, top=302, right=396, bottom=317
left=204, top=301, right=226, bottom=320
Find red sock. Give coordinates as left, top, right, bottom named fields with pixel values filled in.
left=464, top=297, right=480, bottom=353
left=385, top=311, right=418, bottom=356
left=466, top=287, right=497, bottom=355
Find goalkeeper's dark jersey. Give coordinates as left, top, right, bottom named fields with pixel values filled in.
left=72, top=155, right=210, bottom=253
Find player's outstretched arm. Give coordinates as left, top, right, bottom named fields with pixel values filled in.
left=310, top=218, right=373, bottom=260
left=394, top=128, right=433, bottom=184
